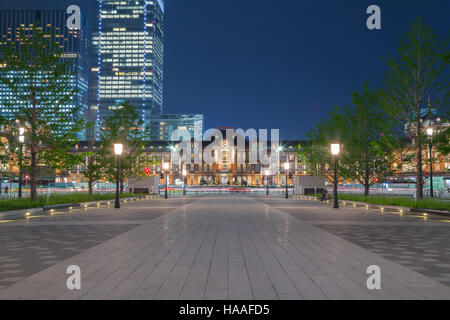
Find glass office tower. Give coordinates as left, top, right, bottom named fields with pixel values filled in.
left=92, top=0, right=164, bottom=132
left=0, top=10, right=91, bottom=139
left=150, top=114, right=204, bottom=141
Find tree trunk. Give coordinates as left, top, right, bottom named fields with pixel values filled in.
left=87, top=155, right=93, bottom=195
left=416, top=122, right=424, bottom=199
left=30, top=91, right=37, bottom=201
left=88, top=173, right=93, bottom=195
left=364, top=144, right=370, bottom=197
left=364, top=183, right=370, bottom=197
left=30, top=146, right=37, bottom=201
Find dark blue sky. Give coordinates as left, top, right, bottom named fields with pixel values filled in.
left=0, top=0, right=448, bottom=139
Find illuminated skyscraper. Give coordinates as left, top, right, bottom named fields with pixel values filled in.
left=92, top=0, right=164, bottom=131
left=0, top=10, right=91, bottom=139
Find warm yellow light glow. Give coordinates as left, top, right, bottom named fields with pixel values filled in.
left=163, top=162, right=169, bottom=170
left=114, top=143, right=123, bottom=155
left=19, top=127, right=25, bottom=135
left=284, top=162, right=290, bottom=171
left=183, top=169, right=187, bottom=176
left=426, top=128, right=434, bottom=136
left=19, top=135, right=25, bottom=143
left=331, top=144, right=340, bottom=156
left=265, top=169, right=270, bottom=176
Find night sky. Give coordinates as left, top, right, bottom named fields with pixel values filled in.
left=0, top=0, right=448, bottom=139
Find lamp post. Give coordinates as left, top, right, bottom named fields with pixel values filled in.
left=331, top=144, right=340, bottom=209
left=114, top=143, right=123, bottom=209
left=427, top=128, right=434, bottom=198
left=183, top=168, right=187, bottom=196
left=284, top=162, right=290, bottom=199
left=277, top=146, right=283, bottom=187
left=264, top=169, right=270, bottom=196
left=163, top=162, right=169, bottom=199
left=18, top=128, right=25, bottom=199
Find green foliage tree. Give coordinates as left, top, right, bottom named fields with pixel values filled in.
left=81, top=107, right=100, bottom=195
left=301, top=83, right=398, bottom=196
left=337, top=84, right=399, bottom=196
left=94, top=102, right=150, bottom=192
left=382, top=18, right=449, bottom=198
left=434, top=119, right=450, bottom=156
left=0, top=26, right=86, bottom=201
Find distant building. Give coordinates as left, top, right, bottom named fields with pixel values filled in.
left=150, top=114, right=204, bottom=141
left=0, top=10, right=91, bottom=139
left=56, top=138, right=449, bottom=190
left=92, top=0, right=164, bottom=131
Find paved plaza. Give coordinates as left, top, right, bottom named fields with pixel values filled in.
left=0, top=195, right=449, bottom=300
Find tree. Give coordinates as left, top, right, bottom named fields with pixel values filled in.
left=335, top=84, right=398, bottom=196
left=93, top=102, right=149, bottom=192
left=82, top=107, right=99, bottom=195
left=301, top=83, right=399, bottom=196
left=382, top=19, right=449, bottom=199
left=434, top=119, right=450, bottom=156
left=0, top=26, right=86, bottom=201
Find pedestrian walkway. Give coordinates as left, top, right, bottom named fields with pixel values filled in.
left=0, top=195, right=448, bottom=300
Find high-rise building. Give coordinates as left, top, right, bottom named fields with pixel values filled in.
left=0, top=10, right=91, bottom=139
left=92, top=0, right=164, bottom=131
left=150, top=114, right=204, bottom=141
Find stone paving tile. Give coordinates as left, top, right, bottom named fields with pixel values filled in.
left=0, top=195, right=449, bottom=300
left=260, top=197, right=450, bottom=288
left=0, top=198, right=199, bottom=290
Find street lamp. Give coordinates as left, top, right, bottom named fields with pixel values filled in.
left=114, top=143, right=123, bottom=209
left=264, top=169, right=270, bottom=196
left=183, top=168, right=187, bottom=196
left=277, top=146, right=283, bottom=187
left=18, top=128, right=25, bottom=199
left=163, top=162, right=169, bottom=199
left=284, top=162, right=290, bottom=199
left=427, top=128, right=434, bottom=198
left=331, top=143, right=340, bottom=209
